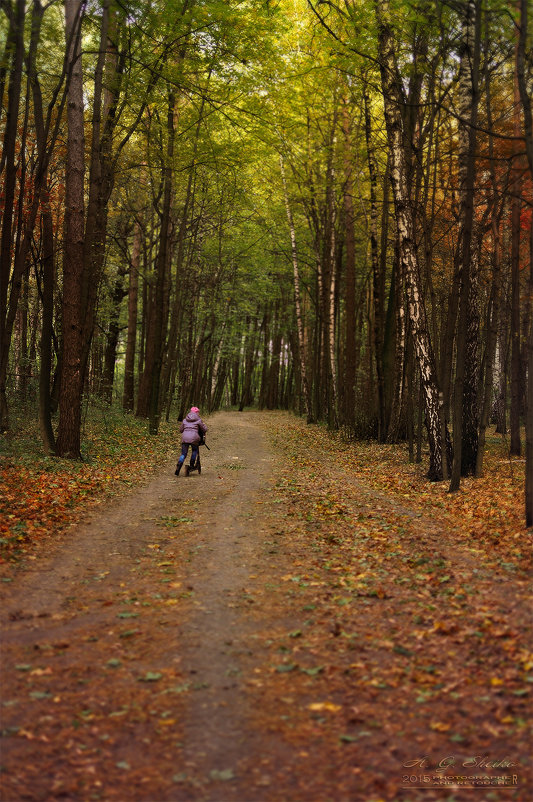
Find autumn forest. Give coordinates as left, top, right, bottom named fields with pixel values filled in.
left=1, top=3, right=533, bottom=800
left=0, top=0, right=532, bottom=513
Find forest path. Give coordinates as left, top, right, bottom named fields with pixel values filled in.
left=0, top=411, right=304, bottom=802
left=1, top=411, right=530, bottom=802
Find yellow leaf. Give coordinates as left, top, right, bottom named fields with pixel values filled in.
left=308, top=702, right=341, bottom=712
left=430, top=721, right=451, bottom=732
left=491, top=677, right=504, bottom=686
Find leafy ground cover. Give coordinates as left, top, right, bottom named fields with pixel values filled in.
left=0, top=405, right=178, bottom=562
left=246, top=415, right=532, bottom=800
left=0, top=409, right=530, bottom=802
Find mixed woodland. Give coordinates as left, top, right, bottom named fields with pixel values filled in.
left=0, top=0, right=532, bottom=518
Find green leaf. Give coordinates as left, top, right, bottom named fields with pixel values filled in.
left=209, top=768, right=235, bottom=781
left=116, top=761, right=130, bottom=770
left=300, top=665, right=324, bottom=676
left=119, top=629, right=140, bottom=638
left=139, top=672, right=162, bottom=682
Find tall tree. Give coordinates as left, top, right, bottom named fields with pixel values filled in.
left=375, top=0, right=445, bottom=480
left=449, top=0, right=482, bottom=490
left=515, top=0, right=533, bottom=525
left=56, top=0, right=86, bottom=458
left=281, top=155, right=313, bottom=423
left=122, top=220, right=141, bottom=412
left=0, top=0, right=25, bottom=432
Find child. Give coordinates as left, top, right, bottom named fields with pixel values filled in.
left=175, top=406, right=207, bottom=476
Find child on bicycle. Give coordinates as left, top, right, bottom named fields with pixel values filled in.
left=175, top=406, right=207, bottom=477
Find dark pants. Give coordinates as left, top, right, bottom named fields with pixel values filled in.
left=178, top=443, right=199, bottom=468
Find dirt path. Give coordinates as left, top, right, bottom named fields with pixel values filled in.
left=0, top=412, right=294, bottom=802
left=0, top=411, right=530, bottom=802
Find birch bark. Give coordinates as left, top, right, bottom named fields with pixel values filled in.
left=280, top=155, right=313, bottom=423
left=375, top=0, right=444, bottom=480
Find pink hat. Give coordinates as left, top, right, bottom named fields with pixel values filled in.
left=190, top=406, right=199, bottom=413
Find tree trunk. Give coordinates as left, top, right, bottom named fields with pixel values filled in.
left=526, top=214, right=533, bottom=527
left=476, top=22, right=504, bottom=476
left=38, top=187, right=56, bottom=454
left=516, top=0, right=533, bottom=524
left=102, top=266, right=127, bottom=403
left=386, top=238, right=406, bottom=443
left=341, top=99, right=357, bottom=431
left=376, top=0, right=444, bottom=480
left=123, top=220, right=141, bottom=411
left=0, top=0, right=24, bottom=431
left=449, top=0, right=481, bottom=491
left=462, top=239, right=481, bottom=475
left=476, top=212, right=503, bottom=477
left=326, top=161, right=339, bottom=430
left=56, top=0, right=86, bottom=459
left=363, top=77, right=385, bottom=439
left=280, top=155, right=313, bottom=422
left=149, top=90, right=175, bottom=434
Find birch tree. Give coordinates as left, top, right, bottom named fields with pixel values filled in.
left=375, top=0, right=446, bottom=480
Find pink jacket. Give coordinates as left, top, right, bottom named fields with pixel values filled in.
left=180, top=411, right=207, bottom=445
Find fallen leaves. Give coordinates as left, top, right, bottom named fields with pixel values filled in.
left=0, top=413, right=178, bottom=562
left=1, top=411, right=531, bottom=802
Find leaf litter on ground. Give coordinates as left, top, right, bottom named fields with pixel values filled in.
left=0, top=410, right=530, bottom=801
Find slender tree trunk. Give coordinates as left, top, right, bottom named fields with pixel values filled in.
left=149, top=90, right=175, bottom=434
left=239, top=317, right=258, bottom=411
left=363, top=77, right=385, bottom=439
left=341, top=100, right=357, bottom=431
left=516, top=0, right=533, bottom=523
left=476, top=211, right=503, bottom=477
left=0, top=0, right=24, bottom=431
left=259, top=307, right=271, bottom=410
left=280, top=155, right=313, bottom=422
left=56, top=0, right=86, bottom=459
left=509, top=38, right=523, bottom=456
left=526, top=218, right=533, bottom=527
left=102, top=266, right=127, bottom=403
left=376, top=0, right=444, bottom=480
left=476, top=21, right=504, bottom=476
left=449, top=0, right=481, bottom=491
left=326, top=161, right=339, bottom=429
left=462, top=239, right=481, bottom=474
left=123, top=220, right=141, bottom=411
left=38, top=187, right=56, bottom=454
left=387, top=238, right=406, bottom=442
